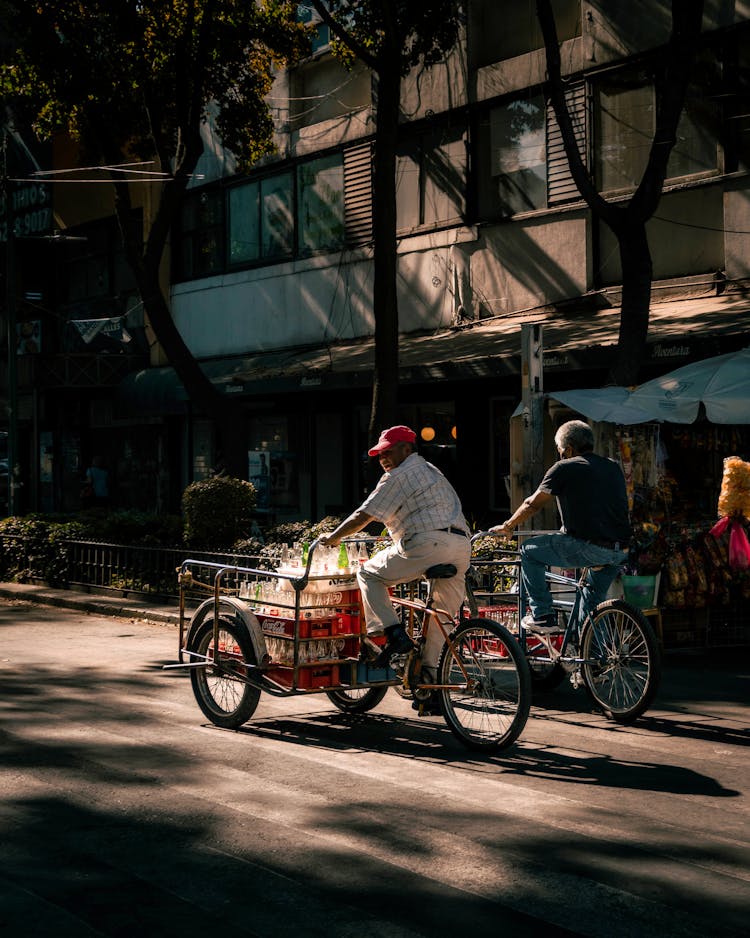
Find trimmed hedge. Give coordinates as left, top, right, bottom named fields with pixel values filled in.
left=182, top=476, right=258, bottom=549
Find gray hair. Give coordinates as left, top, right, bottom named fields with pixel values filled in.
left=555, top=419, right=594, bottom=454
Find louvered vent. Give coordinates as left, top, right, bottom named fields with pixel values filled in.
left=344, top=142, right=373, bottom=246
left=547, top=80, right=587, bottom=205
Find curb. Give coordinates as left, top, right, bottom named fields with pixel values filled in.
left=0, top=584, right=180, bottom=626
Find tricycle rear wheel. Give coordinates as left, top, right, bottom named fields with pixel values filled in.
left=438, top=619, right=530, bottom=751
left=189, top=617, right=261, bottom=729
left=326, top=686, right=389, bottom=713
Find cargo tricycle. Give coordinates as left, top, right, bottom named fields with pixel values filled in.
left=169, top=538, right=531, bottom=752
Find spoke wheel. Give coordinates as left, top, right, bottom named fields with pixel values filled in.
left=580, top=599, right=661, bottom=723
left=189, top=617, right=261, bottom=729
left=438, top=619, right=531, bottom=752
left=326, top=686, right=389, bottom=713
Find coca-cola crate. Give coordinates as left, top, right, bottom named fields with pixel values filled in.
left=463, top=604, right=518, bottom=629
left=340, top=635, right=360, bottom=658
left=260, top=615, right=309, bottom=639
left=259, top=615, right=338, bottom=640
left=309, top=618, right=335, bottom=638
left=267, top=664, right=339, bottom=689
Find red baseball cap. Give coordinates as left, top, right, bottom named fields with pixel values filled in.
left=368, top=425, right=417, bottom=456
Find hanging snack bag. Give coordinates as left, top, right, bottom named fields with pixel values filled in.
left=716, top=456, right=750, bottom=519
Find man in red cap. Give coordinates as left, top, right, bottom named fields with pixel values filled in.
left=319, top=425, right=471, bottom=689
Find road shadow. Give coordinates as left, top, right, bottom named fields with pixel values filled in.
left=230, top=708, right=740, bottom=798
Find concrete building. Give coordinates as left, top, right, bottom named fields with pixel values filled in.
left=5, top=1, right=750, bottom=526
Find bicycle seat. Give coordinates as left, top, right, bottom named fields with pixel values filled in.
left=424, top=563, right=457, bottom=579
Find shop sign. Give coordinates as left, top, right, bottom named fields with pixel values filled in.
left=0, top=181, right=53, bottom=241
left=649, top=342, right=692, bottom=360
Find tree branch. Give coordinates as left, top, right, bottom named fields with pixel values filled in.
left=536, top=0, right=619, bottom=226
left=630, top=0, right=704, bottom=221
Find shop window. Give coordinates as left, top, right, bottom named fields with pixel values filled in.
left=397, top=403, right=458, bottom=487
left=248, top=416, right=299, bottom=514
left=297, top=153, right=345, bottom=254
left=397, top=126, right=466, bottom=232
left=469, top=0, right=580, bottom=70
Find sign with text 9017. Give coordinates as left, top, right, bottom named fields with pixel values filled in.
left=0, top=181, right=52, bottom=241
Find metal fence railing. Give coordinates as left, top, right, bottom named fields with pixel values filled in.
left=64, top=541, right=268, bottom=602
left=0, top=534, right=267, bottom=604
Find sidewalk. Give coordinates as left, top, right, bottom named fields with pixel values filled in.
left=0, top=581, right=181, bottom=626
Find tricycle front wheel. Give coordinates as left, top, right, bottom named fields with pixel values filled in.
left=189, top=618, right=261, bottom=729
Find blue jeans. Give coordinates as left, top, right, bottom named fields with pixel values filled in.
left=520, top=533, right=627, bottom=627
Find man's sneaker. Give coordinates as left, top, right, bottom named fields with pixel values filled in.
left=373, top=624, right=414, bottom=668
left=359, top=636, right=383, bottom=664
left=521, top=612, right=558, bottom=634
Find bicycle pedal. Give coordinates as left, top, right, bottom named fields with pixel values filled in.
left=389, top=653, right=409, bottom=673
left=570, top=671, right=584, bottom=689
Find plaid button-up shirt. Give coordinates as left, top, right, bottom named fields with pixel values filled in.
left=360, top=453, right=467, bottom=542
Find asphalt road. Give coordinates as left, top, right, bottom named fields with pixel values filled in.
left=0, top=597, right=748, bottom=937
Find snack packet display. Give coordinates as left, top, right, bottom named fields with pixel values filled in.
left=716, top=456, right=750, bottom=518
left=712, top=456, right=750, bottom=570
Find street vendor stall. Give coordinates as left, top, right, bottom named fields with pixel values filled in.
left=530, top=349, right=750, bottom=650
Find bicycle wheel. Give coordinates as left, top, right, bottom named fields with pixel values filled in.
left=437, top=618, right=531, bottom=752
left=326, top=686, right=389, bottom=713
left=579, top=599, right=661, bottom=723
left=189, top=617, right=261, bottom=729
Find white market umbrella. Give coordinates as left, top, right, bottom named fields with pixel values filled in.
left=628, top=347, right=750, bottom=424
left=548, top=387, right=656, bottom=424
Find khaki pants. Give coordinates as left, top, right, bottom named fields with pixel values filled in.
left=356, top=530, right=471, bottom=668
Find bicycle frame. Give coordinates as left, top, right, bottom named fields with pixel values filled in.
left=390, top=586, right=477, bottom=692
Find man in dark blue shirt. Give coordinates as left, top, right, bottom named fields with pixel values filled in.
left=491, top=420, right=630, bottom=632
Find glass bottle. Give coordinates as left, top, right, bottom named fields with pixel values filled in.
left=337, top=542, right=350, bottom=573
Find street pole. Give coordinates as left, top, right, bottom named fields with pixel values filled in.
left=2, top=131, right=18, bottom=516
left=520, top=322, right=544, bottom=527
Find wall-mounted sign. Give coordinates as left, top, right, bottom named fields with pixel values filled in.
left=0, top=181, right=53, bottom=241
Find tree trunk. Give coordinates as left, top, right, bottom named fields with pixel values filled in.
left=111, top=179, right=247, bottom=478
left=369, top=63, right=401, bottom=445
left=610, top=220, right=653, bottom=386
left=538, top=0, right=705, bottom=386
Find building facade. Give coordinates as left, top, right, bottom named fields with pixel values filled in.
left=5, top=1, right=750, bottom=527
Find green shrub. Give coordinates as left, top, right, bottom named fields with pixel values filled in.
left=182, top=476, right=257, bottom=549
left=0, top=515, right=88, bottom=584
left=81, top=510, right=183, bottom=546
left=264, top=516, right=341, bottom=546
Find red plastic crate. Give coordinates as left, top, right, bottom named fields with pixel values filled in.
left=267, top=664, right=339, bottom=689
left=463, top=605, right=518, bottom=627
left=309, top=618, right=334, bottom=638
left=333, top=611, right=360, bottom=635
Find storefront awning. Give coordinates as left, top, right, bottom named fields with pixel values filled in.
left=116, top=292, right=750, bottom=416
left=549, top=346, right=750, bottom=425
